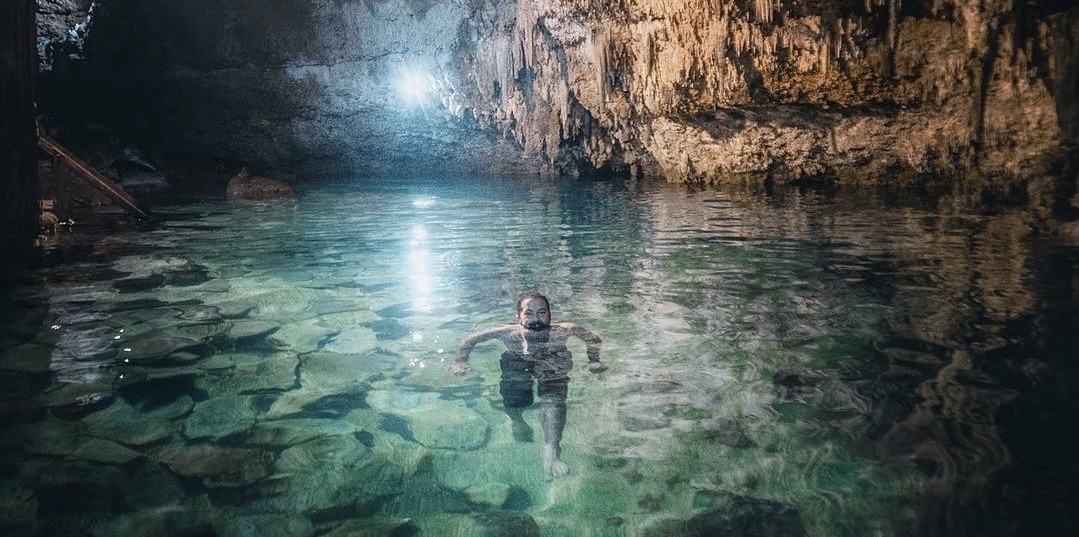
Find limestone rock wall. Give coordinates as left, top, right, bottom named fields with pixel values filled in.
left=38, top=0, right=542, bottom=180
left=36, top=0, right=93, bottom=70
left=35, top=0, right=1079, bottom=183
left=442, top=0, right=1078, bottom=181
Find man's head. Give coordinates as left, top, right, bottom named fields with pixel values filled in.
left=516, top=292, right=551, bottom=331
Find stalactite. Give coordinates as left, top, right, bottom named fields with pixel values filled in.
left=593, top=26, right=611, bottom=102
left=645, top=31, right=655, bottom=71
left=821, top=32, right=831, bottom=77
left=887, top=0, right=900, bottom=52
left=754, top=0, right=775, bottom=25
left=558, top=78, right=569, bottom=138
left=863, top=0, right=890, bottom=13
left=732, top=19, right=749, bottom=54
left=712, top=20, right=727, bottom=105
left=835, top=22, right=843, bottom=60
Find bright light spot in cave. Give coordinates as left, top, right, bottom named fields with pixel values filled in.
left=397, top=68, right=431, bottom=104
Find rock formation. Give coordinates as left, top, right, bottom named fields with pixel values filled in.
left=226, top=168, right=297, bottom=201
left=445, top=0, right=1079, bottom=181
left=34, top=0, right=1079, bottom=183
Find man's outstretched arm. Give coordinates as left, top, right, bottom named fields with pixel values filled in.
left=451, top=326, right=510, bottom=373
left=565, top=324, right=605, bottom=370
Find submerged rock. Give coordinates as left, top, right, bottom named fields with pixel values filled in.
left=433, top=445, right=548, bottom=499
left=315, top=309, right=380, bottom=328
left=196, top=351, right=265, bottom=371
left=303, top=350, right=400, bottom=383
left=214, top=514, right=315, bottom=537
left=182, top=395, right=258, bottom=440
left=66, top=437, right=143, bottom=465
left=245, top=418, right=356, bottom=446
left=37, top=379, right=114, bottom=411
left=109, top=255, right=210, bottom=290
left=472, top=510, right=540, bottom=537
left=617, top=402, right=674, bottom=432
left=462, top=482, right=514, bottom=508
left=18, top=460, right=126, bottom=512
left=0, top=481, right=39, bottom=537
left=155, top=444, right=274, bottom=487
left=2, top=418, right=90, bottom=457
left=366, top=390, right=489, bottom=451
left=362, top=319, right=412, bottom=341
left=89, top=495, right=214, bottom=537
left=122, top=462, right=187, bottom=510
left=318, top=327, right=378, bottom=354
left=251, top=434, right=403, bottom=514
left=773, top=367, right=831, bottom=399
left=773, top=367, right=829, bottom=388
left=194, top=353, right=298, bottom=396
left=122, top=330, right=207, bottom=363
left=0, top=342, right=54, bottom=373
left=207, top=286, right=322, bottom=321
left=270, top=320, right=337, bottom=353
left=322, top=517, right=418, bottom=537
left=265, top=349, right=398, bottom=417
left=641, top=494, right=806, bottom=537
left=83, top=395, right=194, bottom=446
left=374, top=303, right=413, bottom=319
left=689, top=417, right=756, bottom=448
left=227, top=321, right=280, bottom=345
left=113, top=274, right=166, bottom=293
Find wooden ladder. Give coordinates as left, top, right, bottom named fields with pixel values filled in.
left=38, top=135, right=150, bottom=220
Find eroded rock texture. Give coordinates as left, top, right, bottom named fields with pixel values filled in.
left=36, top=0, right=1079, bottom=183
left=445, top=0, right=1079, bottom=181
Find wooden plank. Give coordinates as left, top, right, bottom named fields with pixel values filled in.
left=38, top=135, right=150, bottom=220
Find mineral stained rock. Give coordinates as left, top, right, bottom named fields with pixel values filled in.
left=37, top=1, right=1079, bottom=182
left=446, top=0, right=1078, bottom=181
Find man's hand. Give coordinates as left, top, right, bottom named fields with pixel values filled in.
left=586, top=361, right=608, bottom=373
left=448, top=360, right=471, bottom=375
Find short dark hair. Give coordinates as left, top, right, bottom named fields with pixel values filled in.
left=516, top=291, right=550, bottom=314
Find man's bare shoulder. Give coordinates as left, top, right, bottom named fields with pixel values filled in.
left=554, top=322, right=590, bottom=332
left=555, top=323, right=601, bottom=342
left=464, top=325, right=518, bottom=339
left=550, top=323, right=587, bottom=335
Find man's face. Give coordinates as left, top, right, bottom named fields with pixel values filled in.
left=517, top=297, right=551, bottom=331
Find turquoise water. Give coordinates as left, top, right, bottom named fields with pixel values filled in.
left=1, top=178, right=1076, bottom=537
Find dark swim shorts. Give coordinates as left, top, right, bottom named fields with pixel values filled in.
left=499, top=351, right=572, bottom=408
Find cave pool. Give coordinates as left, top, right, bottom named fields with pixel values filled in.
left=1, top=176, right=1075, bottom=537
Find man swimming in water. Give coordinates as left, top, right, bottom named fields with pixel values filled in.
left=450, top=292, right=606, bottom=478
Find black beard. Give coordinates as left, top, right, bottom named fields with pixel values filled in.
left=524, top=321, right=550, bottom=331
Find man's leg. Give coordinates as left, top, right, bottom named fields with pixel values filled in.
left=499, top=352, right=535, bottom=442
left=538, top=378, right=569, bottom=477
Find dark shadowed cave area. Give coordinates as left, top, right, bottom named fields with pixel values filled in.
left=1, top=2, right=1079, bottom=537
left=37, top=0, right=547, bottom=183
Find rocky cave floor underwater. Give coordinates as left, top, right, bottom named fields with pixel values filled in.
left=1, top=176, right=1077, bottom=537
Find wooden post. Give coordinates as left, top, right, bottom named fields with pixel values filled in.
left=1, top=0, right=39, bottom=272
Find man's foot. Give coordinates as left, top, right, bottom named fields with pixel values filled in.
left=543, top=444, right=569, bottom=478
left=511, top=418, right=534, bottom=443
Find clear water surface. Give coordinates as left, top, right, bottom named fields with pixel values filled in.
left=1, top=177, right=1076, bottom=537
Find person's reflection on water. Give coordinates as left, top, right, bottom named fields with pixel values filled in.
left=450, top=292, right=606, bottom=478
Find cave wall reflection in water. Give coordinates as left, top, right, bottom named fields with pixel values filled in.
left=1, top=178, right=1076, bottom=537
